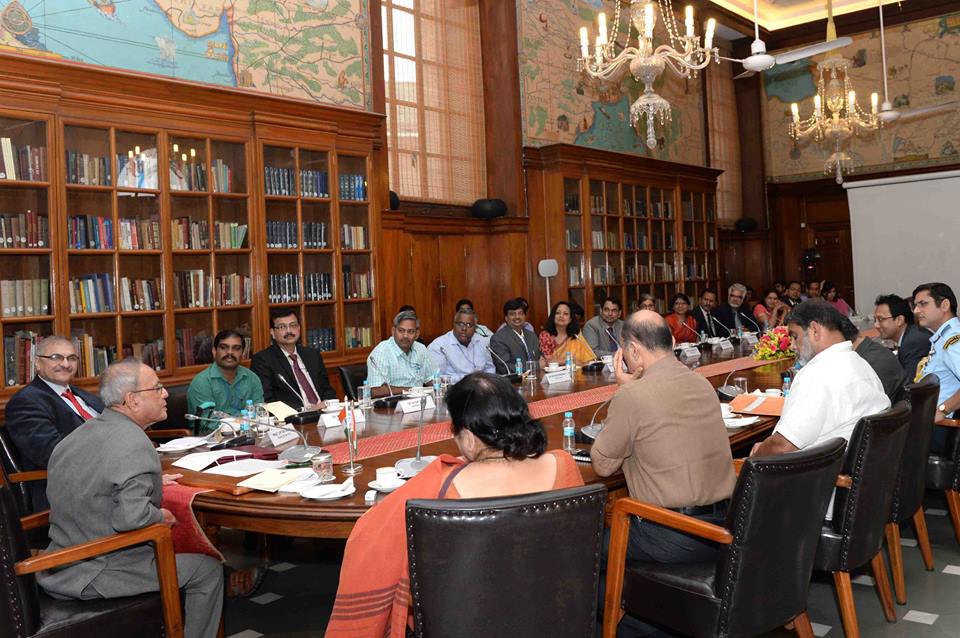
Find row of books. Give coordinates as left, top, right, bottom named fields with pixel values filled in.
left=173, top=270, right=211, bottom=308
left=339, top=174, right=367, bottom=201
left=264, top=166, right=295, bottom=196
left=1, top=140, right=47, bottom=182
left=300, top=169, right=329, bottom=198
left=69, top=272, right=115, bottom=313
left=653, top=262, right=675, bottom=280
left=214, top=221, right=248, bottom=249
left=175, top=328, right=213, bottom=367
left=342, top=269, right=373, bottom=298
left=592, top=265, right=621, bottom=286
left=303, top=222, right=328, bottom=248
left=119, top=216, right=161, bottom=250
left=211, top=159, right=234, bottom=193
left=568, top=266, right=584, bottom=287
left=563, top=193, right=580, bottom=214
left=306, top=327, right=336, bottom=352
left=170, top=158, right=208, bottom=191
left=214, top=273, right=252, bottom=306
left=1, top=279, right=50, bottom=317
left=624, top=232, right=648, bottom=250
left=71, top=332, right=116, bottom=378
left=683, top=262, right=712, bottom=280
left=125, top=339, right=164, bottom=371
left=266, top=220, right=298, bottom=248
left=305, top=272, right=334, bottom=301
left=66, top=150, right=112, bottom=186
left=0, top=211, right=47, bottom=248
left=117, top=149, right=159, bottom=189
left=651, top=232, right=675, bottom=250
left=622, top=198, right=648, bottom=217
left=591, top=230, right=620, bottom=250
left=341, top=224, right=368, bottom=249
left=564, top=228, right=582, bottom=250
left=344, top=325, right=373, bottom=349
left=625, top=265, right=651, bottom=283
left=119, top=277, right=162, bottom=312
left=171, top=217, right=210, bottom=250
left=3, top=330, right=40, bottom=386
left=268, top=273, right=300, bottom=303
left=68, top=215, right=113, bottom=249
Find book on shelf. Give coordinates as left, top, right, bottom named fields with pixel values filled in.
left=302, top=221, right=327, bottom=248
left=567, top=266, right=583, bottom=287
left=1, top=278, right=50, bottom=317
left=589, top=194, right=603, bottom=214
left=0, top=139, right=47, bottom=181
left=68, top=272, right=115, bottom=314
left=300, top=169, right=329, bottom=198
left=70, top=332, right=116, bottom=378
left=169, top=156, right=208, bottom=191
left=564, top=228, right=581, bottom=250
left=214, top=272, right=252, bottom=306
left=304, top=272, right=333, bottom=301
left=708, top=236, right=716, bottom=250
left=211, top=158, right=233, bottom=193
left=268, top=273, right=300, bottom=303
left=173, top=270, right=211, bottom=308
left=119, top=277, right=162, bottom=311
left=171, top=217, right=210, bottom=250
left=214, top=221, right=248, bottom=249
left=606, top=231, right=619, bottom=249
left=340, top=224, right=368, bottom=250
left=344, top=326, right=373, bottom=349
left=563, top=193, right=580, bottom=214
left=0, top=210, right=47, bottom=248
left=338, top=173, right=367, bottom=201
left=341, top=266, right=372, bottom=299
left=118, top=216, right=161, bottom=250
left=306, top=327, right=335, bottom=352
left=66, top=150, right=111, bottom=186
left=264, top=166, right=295, bottom=196
left=266, top=220, right=297, bottom=248
left=3, top=329, right=42, bottom=387
left=68, top=214, right=113, bottom=249
left=591, top=230, right=605, bottom=250
left=123, top=339, right=164, bottom=371
left=175, top=328, right=213, bottom=367
left=117, top=148, right=158, bottom=189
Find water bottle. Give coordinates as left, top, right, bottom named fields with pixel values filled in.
left=432, top=370, right=441, bottom=397
left=562, top=412, right=576, bottom=453
left=238, top=409, right=251, bottom=435
left=515, top=357, right=523, bottom=376
left=565, top=351, right=574, bottom=373
left=700, top=331, right=707, bottom=343
left=782, top=375, right=792, bottom=398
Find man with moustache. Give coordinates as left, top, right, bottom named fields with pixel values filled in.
left=714, top=283, right=762, bottom=334
left=911, top=282, right=960, bottom=453
left=427, top=308, right=495, bottom=382
left=690, top=288, right=721, bottom=338
left=583, top=296, right=625, bottom=357
left=367, top=310, right=437, bottom=398
left=187, top=329, right=263, bottom=424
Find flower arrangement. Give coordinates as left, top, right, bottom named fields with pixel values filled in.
left=753, top=326, right=795, bottom=361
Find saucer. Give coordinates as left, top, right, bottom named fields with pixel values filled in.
left=322, top=405, right=343, bottom=413
left=299, top=480, right=356, bottom=500
left=369, top=479, right=404, bottom=493
left=724, top=416, right=759, bottom=430
left=544, top=366, right=561, bottom=373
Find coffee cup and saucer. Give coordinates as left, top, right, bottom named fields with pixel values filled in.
left=370, top=467, right=405, bottom=493
left=322, top=399, right=343, bottom=413
left=545, top=363, right=561, bottom=373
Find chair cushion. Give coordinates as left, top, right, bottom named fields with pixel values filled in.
left=927, top=454, right=956, bottom=491
left=622, top=561, right=721, bottom=637
left=813, top=526, right=843, bottom=572
left=34, top=591, right=165, bottom=638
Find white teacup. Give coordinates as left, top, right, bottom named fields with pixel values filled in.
left=601, top=355, right=614, bottom=365
left=325, top=399, right=342, bottom=410
left=764, top=388, right=783, bottom=397
left=376, top=467, right=403, bottom=486
left=545, top=363, right=561, bottom=372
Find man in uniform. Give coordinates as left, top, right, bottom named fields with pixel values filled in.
left=912, top=282, right=960, bottom=453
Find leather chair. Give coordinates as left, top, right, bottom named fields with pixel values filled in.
left=338, top=364, right=367, bottom=402
left=406, top=484, right=606, bottom=638
left=0, top=426, right=31, bottom=515
left=814, top=402, right=911, bottom=638
left=926, top=411, right=960, bottom=547
left=0, top=472, right=184, bottom=638
left=147, top=384, right=191, bottom=435
left=885, top=375, right=939, bottom=604
left=602, top=438, right=847, bottom=638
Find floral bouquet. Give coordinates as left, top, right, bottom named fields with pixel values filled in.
left=753, top=326, right=795, bottom=361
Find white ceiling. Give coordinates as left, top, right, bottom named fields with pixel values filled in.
left=709, top=0, right=899, bottom=32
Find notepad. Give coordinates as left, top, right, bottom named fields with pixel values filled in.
left=729, top=393, right=784, bottom=417
left=204, top=459, right=287, bottom=477
left=172, top=450, right=252, bottom=472
left=237, top=468, right=315, bottom=492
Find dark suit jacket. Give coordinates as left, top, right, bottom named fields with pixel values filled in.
left=856, top=337, right=906, bottom=401
left=713, top=304, right=763, bottom=334
left=4, top=376, right=104, bottom=511
left=489, top=326, right=541, bottom=374
left=899, top=324, right=932, bottom=384
left=691, top=306, right=721, bottom=338
left=251, top=343, right=337, bottom=409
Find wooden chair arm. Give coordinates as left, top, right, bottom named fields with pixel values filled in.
left=836, top=474, right=852, bottom=488
left=21, top=510, right=49, bottom=531
left=602, top=497, right=733, bottom=638
left=8, top=470, right=48, bottom=483
left=16, top=523, right=184, bottom=638
left=147, top=429, right=192, bottom=441
left=733, top=459, right=745, bottom=475
left=940, top=418, right=960, bottom=428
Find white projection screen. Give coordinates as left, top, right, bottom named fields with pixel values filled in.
left=844, top=170, right=960, bottom=310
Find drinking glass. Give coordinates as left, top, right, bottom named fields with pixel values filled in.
left=340, top=403, right=363, bottom=476
left=733, top=377, right=749, bottom=394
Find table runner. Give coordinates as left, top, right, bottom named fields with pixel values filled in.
left=162, top=483, right=224, bottom=561
left=324, top=354, right=779, bottom=463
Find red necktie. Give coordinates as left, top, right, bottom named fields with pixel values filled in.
left=289, top=353, right=320, bottom=405
left=62, top=388, right=94, bottom=420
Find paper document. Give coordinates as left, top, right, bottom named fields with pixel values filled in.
left=204, top=459, right=287, bottom=477
left=172, top=450, right=251, bottom=472
left=264, top=401, right=298, bottom=421
left=238, top=468, right=315, bottom=492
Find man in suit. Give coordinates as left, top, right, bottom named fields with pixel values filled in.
left=714, top=283, right=762, bottom=335
left=37, top=358, right=222, bottom=638
left=690, top=288, right=720, bottom=338
left=783, top=280, right=803, bottom=308
left=489, top=297, right=543, bottom=374
left=5, top=335, right=104, bottom=511
left=874, top=293, right=931, bottom=382
left=582, top=296, right=624, bottom=357
left=252, top=308, right=337, bottom=410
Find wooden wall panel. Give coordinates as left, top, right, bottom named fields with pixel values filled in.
left=720, top=230, right=773, bottom=293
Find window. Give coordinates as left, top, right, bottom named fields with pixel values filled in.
left=706, top=40, right=742, bottom=223
left=382, top=0, right=487, bottom=204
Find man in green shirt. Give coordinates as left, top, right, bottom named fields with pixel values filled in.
left=187, top=329, right=263, bottom=425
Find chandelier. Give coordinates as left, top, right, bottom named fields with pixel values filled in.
left=788, top=55, right=880, bottom=184
left=577, top=0, right=717, bottom=150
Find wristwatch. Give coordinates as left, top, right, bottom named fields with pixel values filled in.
left=940, top=403, right=948, bottom=414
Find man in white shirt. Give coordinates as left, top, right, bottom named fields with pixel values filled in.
left=750, top=300, right=890, bottom=516
left=427, top=309, right=495, bottom=382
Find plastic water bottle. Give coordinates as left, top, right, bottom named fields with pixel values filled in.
left=565, top=351, right=574, bottom=374
left=782, top=375, right=792, bottom=398
left=700, top=331, right=707, bottom=343
left=562, top=411, right=576, bottom=453
left=432, top=370, right=441, bottom=396
left=515, top=357, right=523, bottom=376
left=238, top=410, right=251, bottom=435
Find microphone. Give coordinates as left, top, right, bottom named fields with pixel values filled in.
left=367, top=357, right=395, bottom=397
left=277, top=373, right=306, bottom=406
left=486, top=345, right=522, bottom=382
left=716, top=362, right=753, bottom=401
left=711, top=313, right=734, bottom=336
left=475, top=325, right=490, bottom=337
left=739, top=309, right=762, bottom=333
left=185, top=414, right=322, bottom=463
left=676, top=317, right=702, bottom=343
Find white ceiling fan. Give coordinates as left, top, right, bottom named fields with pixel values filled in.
left=724, top=0, right=852, bottom=80
left=875, top=0, right=957, bottom=123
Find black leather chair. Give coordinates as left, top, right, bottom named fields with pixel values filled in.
left=602, top=438, right=846, bottom=638
left=814, top=402, right=911, bottom=638
left=338, top=364, right=367, bottom=402
left=0, top=471, right=184, bottom=638
left=0, top=426, right=31, bottom=515
left=147, top=384, right=190, bottom=433
left=927, top=412, right=960, bottom=547
left=885, top=375, right=939, bottom=604
left=406, top=485, right=606, bottom=638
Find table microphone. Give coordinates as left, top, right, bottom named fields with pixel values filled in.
left=185, top=414, right=322, bottom=463
left=677, top=318, right=703, bottom=343
left=711, top=313, right=735, bottom=336
left=276, top=373, right=306, bottom=406
left=486, top=345, right=522, bottom=382
left=367, top=356, right=397, bottom=397
left=716, top=364, right=751, bottom=401
left=739, top=309, right=762, bottom=333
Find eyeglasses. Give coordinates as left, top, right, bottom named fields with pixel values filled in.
left=395, top=327, right=418, bottom=336
left=36, top=354, right=79, bottom=363
left=454, top=322, right=476, bottom=329
left=273, top=322, right=299, bottom=330
left=129, top=383, right=165, bottom=395
left=874, top=315, right=893, bottom=323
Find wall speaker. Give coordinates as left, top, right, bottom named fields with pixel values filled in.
left=389, top=190, right=400, bottom=210
left=470, top=198, right=507, bottom=219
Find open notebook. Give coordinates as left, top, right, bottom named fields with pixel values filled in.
left=729, top=393, right=784, bottom=417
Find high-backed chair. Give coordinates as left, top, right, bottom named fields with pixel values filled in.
left=602, top=438, right=847, bottom=638
left=814, top=402, right=911, bottom=638
left=0, top=472, right=184, bottom=638
left=338, top=364, right=367, bottom=402
left=926, top=414, right=960, bottom=546
left=0, top=427, right=31, bottom=515
left=147, top=384, right=191, bottom=435
left=885, top=375, right=939, bottom=604
left=406, top=485, right=606, bottom=638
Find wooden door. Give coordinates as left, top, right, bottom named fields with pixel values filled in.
left=813, top=228, right=856, bottom=311
left=408, top=233, right=444, bottom=340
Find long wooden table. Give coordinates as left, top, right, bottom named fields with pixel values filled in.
left=162, top=344, right=795, bottom=539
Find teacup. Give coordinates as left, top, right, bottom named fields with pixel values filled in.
left=545, top=363, right=561, bottom=372
left=376, top=467, right=403, bottom=487
left=601, top=355, right=614, bottom=365
left=764, top=388, right=783, bottom=397
left=325, top=399, right=342, bottom=411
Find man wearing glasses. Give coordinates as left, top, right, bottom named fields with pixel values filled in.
left=873, top=293, right=931, bottom=382
left=713, top=282, right=762, bottom=335
left=252, top=308, right=337, bottom=410
left=187, top=329, right=263, bottom=423
left=427, top=308, right=495, bottom=383
left=367, top=310, right=437, bottom=398
left=5, top=335, right=104, bottom=511
left=912, top=282, right=960, bottom=454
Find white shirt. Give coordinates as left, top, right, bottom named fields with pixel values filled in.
left=774, top=341, right=890, bottom=518
left=40, top=377, right=100, bottom=419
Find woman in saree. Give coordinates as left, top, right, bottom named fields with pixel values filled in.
left=538, top=301, right=597, bottom=366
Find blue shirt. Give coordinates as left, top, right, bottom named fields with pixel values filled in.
left=366, top=338, right=438, bottom=389
left=426, top=331, right=495, bottom=382
left=918, top=316, right=960, bottom=411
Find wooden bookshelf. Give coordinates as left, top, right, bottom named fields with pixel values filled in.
left=0, top=52, right=382, bottom=403
left=526, top=144, right=720, bottom=317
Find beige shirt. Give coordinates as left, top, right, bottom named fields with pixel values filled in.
left=591, top=356, right=736, bottom=508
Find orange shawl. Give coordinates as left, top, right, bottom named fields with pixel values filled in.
left=325, top=450, right=585, bottom=638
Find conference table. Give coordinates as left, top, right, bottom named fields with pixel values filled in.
left=162, top=342, right=795, bottom=540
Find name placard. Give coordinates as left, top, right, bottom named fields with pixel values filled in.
left=396, top=395, right=436, bottom=414
left=319, top=409, right=367, bottom=428
left=678, top=346, right=701, bottom=361
left=742, top=333, right=759, bottom=346
left=267, top=426, right=301, bottom=447
left=542, top=369, right=573, bottom=384
left=718, top=338, right=734, bottom=351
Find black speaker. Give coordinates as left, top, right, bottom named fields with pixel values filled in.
left=734, top=217, right=758, bottom=232
left=470, top=198, right=507, bottom=219
left=388, top=190, right=400, bottom=210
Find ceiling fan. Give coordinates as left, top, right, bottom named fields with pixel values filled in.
left=875, top=0, right=957, bottom=123
left=724, top=0, right=852, bottom=79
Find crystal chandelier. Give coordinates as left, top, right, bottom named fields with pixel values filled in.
left=788, top=55, right=881, bottom=184
left=577, top=0, right=717, bottom=150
